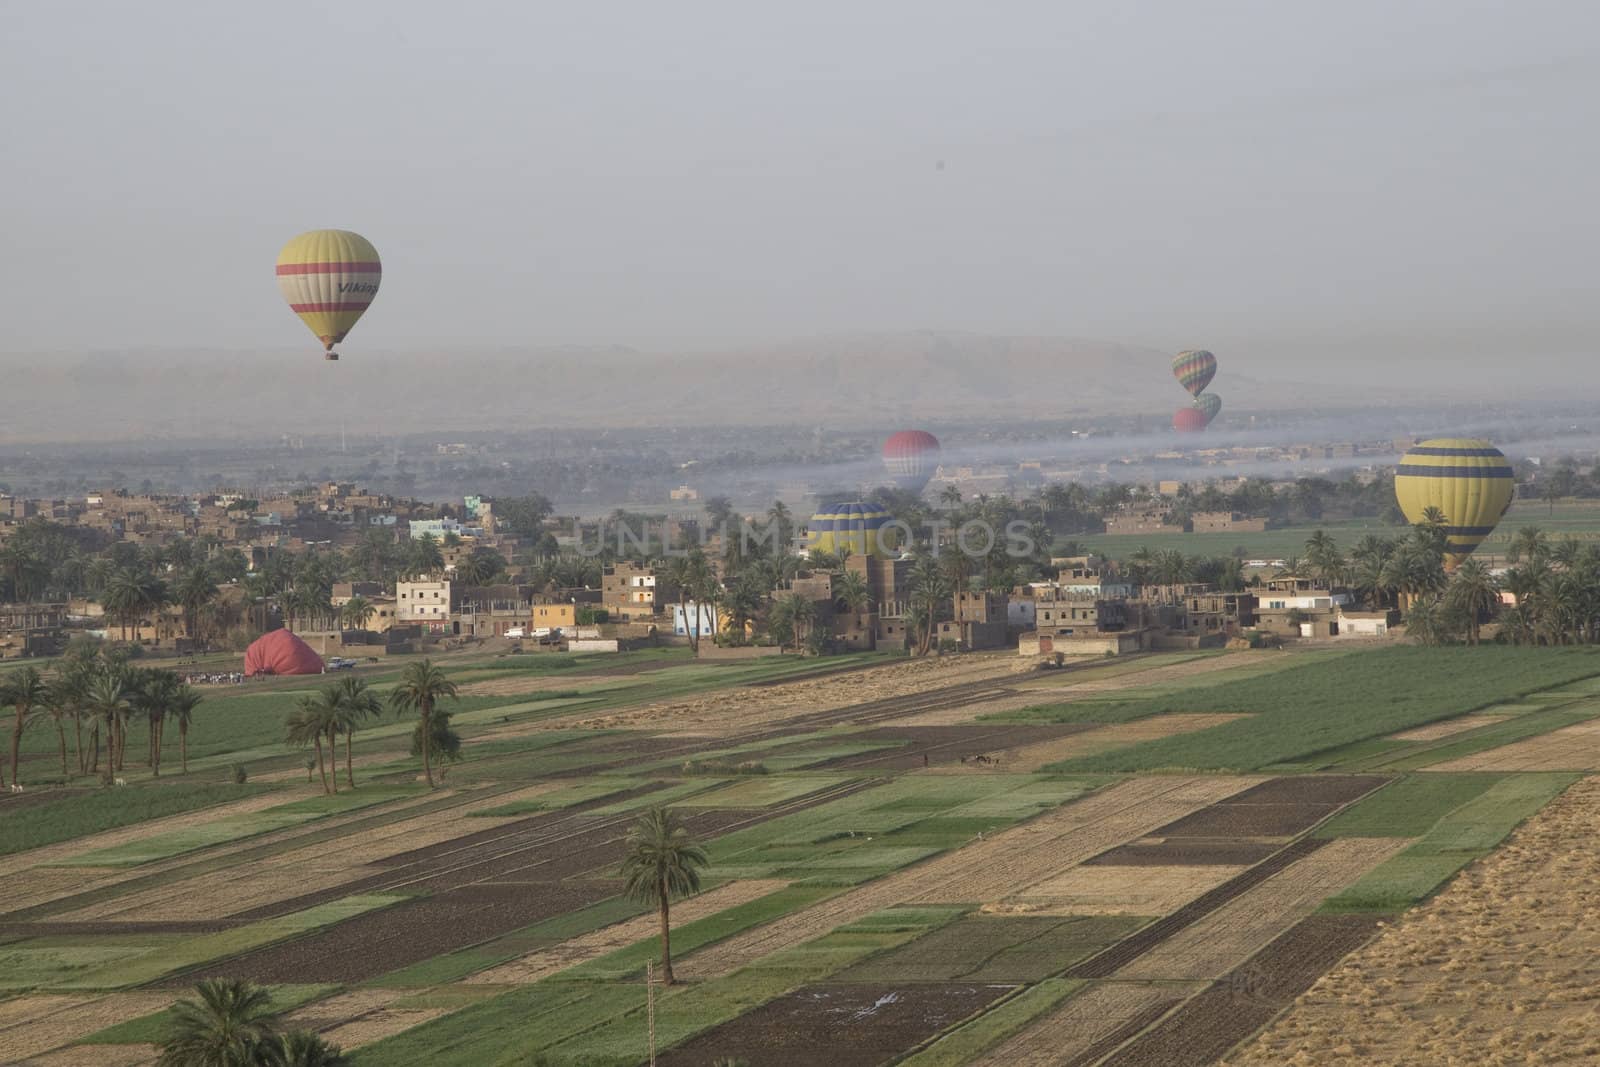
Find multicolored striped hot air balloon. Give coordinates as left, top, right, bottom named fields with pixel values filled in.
left=1394, top=438, right=1516, bottom=568
left=807, top=502, right=896, bottom=558
left=1173, top=406, right=1207, bottom=433
left=276, top=230, right=381, bottom=361
left=1172, top=349, right=1217, bottom=397
left=882, top=430, right=941, bottom=493
left=1195, top=392, right=1222, bottom=425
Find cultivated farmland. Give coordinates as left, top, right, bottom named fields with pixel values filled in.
left=2, top=643, right=1596, bottom=1066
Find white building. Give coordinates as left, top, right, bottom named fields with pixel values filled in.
left=397, top=577, right=452, bottom=633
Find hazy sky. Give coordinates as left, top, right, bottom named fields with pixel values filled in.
left=5, top=1, right=1598, bottom=383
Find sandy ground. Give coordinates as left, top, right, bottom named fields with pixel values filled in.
left=678, top=776, right=1260, bottom=980
left=1428, top=719, right=1600, bottom=772
left=1390, top=715, right=1510, bottom=742
left=931, top=713, right=1252, bottom=774
left=55, top=782, right=565, bottom=922
left=0, top=993, right=175, bottom=1062
left=1227, top=776, right=1600, bottom=1067
left=993, top=863, right=1249, bottom=917
left=572, top=654, right=1029, bottom=735
left=19, top=1044, right=156, bottom=1067
left=1116, top=837, right=1411, bottom=981
left=466, top=879, right=790, bottom=984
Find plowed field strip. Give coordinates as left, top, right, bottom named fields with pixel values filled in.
left=1100, top=916, right=1383, bottom=1067
left=1114, top=838, right=1409, bottom=981
left=1429, top=718, right=1600, bottom=771
left=1067, top=838, right=1329, bottom=979
left=681, top=777, right=1260, bottom=980
left=0, top=993, right=173, bottom=1062
left=968, top=983, right=1196, bottom=1067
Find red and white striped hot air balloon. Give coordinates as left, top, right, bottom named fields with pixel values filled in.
left=882, top=430, right=940, bottom=493
left=276, top=229, right=381, bottom=361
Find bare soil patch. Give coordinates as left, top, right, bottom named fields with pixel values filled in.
left=1103, top=915, right=1383, bottom=1067
left=655, top=982, right=1014, bottom=1067
left=1228, top=775, right=1600, bottom=1066
left=0, top=993, right=174, bottom=1062
left=1004, top=864, right=1248, bottom=917
left=1217, top=776, right=1389, bottom=807
left=1148, top=776, right=1389, bottom=840
left=284, top=988, right=453, bottom=1051
left=1390, top=715, right=1509, bottom=741
left=975, top=713, right=1251, bottom=773
left=1429, top=717, right=1600, bottom=772
left=1114, top=837, right=1409, bottom=981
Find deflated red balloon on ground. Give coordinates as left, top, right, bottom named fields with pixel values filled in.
left=244, top=629, right=326, bottom=676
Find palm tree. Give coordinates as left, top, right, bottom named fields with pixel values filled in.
left=453, top=548, right=504, bottom=587
left=907, top=554, right=952, bottom=655
left=387, top=659, right=457, bottom=788
left=766, top=501, right=794, bottom=548
left=102, top=567, right=169, bottom=643
left=1, top=666, right=47, bottom=787
left=833, top=569, right=871, bottom=615
left=330, top=676, right=381, bottom=789
left=407, top=534, right=444, bottom=578
left=156, top=978, right=276, bottom=1067
left=264, top=1031, right=350, bottom=1067
left=665, top=550, right=718, bottom=653
left=619, top=806, right=709, bottom=986
left=1506, top=526, right=1549, bottom=564
left=169, top=685, right=203, bottom=775
left=286, top=694, right=337, bottom=794
left=131, top=669, right=181, bottom=775
left=1446, top=559, right=1499, bottom=645
left=85, top=670, right=131, bottom=781
left=1405, top=596, right=1445, bottom=646
left=174, top=565, right=219, bottom=649
left=339, top=595, right=376, bottom=632
left=939, top=485, right=963, bottom=509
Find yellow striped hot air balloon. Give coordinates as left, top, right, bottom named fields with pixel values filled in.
left=1394, top=438, right=1515, bottom=568
left=275, top=230, right=381, bottom=360
left=806, top=502, right=896, bottom=558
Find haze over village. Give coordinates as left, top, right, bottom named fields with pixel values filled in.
left=7, top=2, right=1600, bottom=1066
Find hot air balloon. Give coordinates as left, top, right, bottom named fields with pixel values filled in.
left=882, top=430, right=941, bottom=493
left=276, top=230, right=381, bottom=360
left=1195, top=393, right=1222, bottom=425
left=1173, top=406, right=1207, bottom=433
left=807, top=502, right=896, bottom=557
left=1172, top=349, right=1217, bottom=397
left=1394, top=438, right=1516, bottom=568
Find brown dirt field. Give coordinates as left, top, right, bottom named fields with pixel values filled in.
left=466, top=878, right=789, bottom=984
left=1428, top=717, right=1600, bottom=772
left=1085, top=839, right=1283, bottom=867
left=283, top=988, right=455, bottom=1050
left=1390, top=715, right=1510, bottom=741
left=969, top=982, right=1198, bottom=1067
left=1227, top=775, right=1600, bottom=1067
left=1218, top=775, right=1390, bottom=807
left=679, top=776, right=1261, bottom=980
left=19, top=1044, right=157, bottom=1066
left=1115, top=837, right=1410, bottom=981
left=1148, top=776, right=1389, bottom=840
left=50, top=783, right=566, bottom=923
left=0, top=993, right=174, bottom=1062
left=655, top=982, right=1015, bottom=1067
left=966, top=713, right=1252, bottom=774
left=1104, top=915, right=1384, bottom=1067
left=174, top=880, right=618, bottom=986
left=998, top=864, right=1249, bottom=917
left=574, top=654, right=1028, bottom=735
left=317, top=1005, right=455, bottom=1050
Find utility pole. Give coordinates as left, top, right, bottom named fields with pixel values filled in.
left=645, top=960, right=657, bottom=1066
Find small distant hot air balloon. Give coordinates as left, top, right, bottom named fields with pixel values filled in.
left=1172, top=349, right=1217, bottom=397
left=1173, top=406, right=1207, bottom=433
left=276, top=229, right=381, bottom=361
left=1195, top=393, right=1222, bottom=425
left=807, top=502, right=896, bottom=558
left=1394, top=438, right=1516, bottom=568
left=882, top=430, right=941, bottom=493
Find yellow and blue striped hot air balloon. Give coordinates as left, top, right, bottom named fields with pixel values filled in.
left=807, top=502, right=896, bottom=558
left=1394, top=438, right=1516, bottom=568
left=276, top=229, right=381, bottom=360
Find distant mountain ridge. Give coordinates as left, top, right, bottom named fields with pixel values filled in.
left=0, top=332, right=1382, bottom=443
